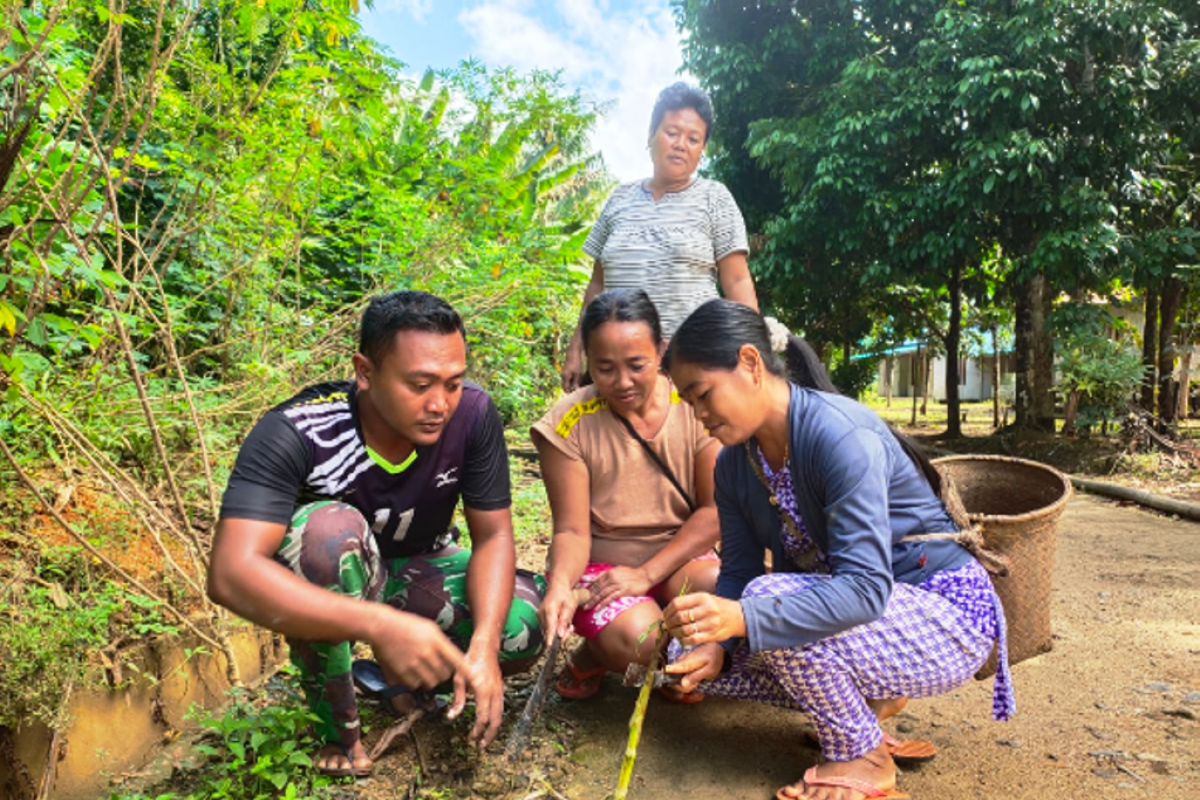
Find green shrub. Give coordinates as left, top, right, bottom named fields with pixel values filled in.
left=1055, top=332, right=1145, bottom=431
left=111, top=681, right=334, bottom=800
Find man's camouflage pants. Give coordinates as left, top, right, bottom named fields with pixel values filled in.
left=275, top=501, right=545, bottom=748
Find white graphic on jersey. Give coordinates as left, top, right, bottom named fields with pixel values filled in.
left=391, top=508, right=415, bottom=542
left=434, top=467, right=459, bottom=488
left=284, top=399, right=349, bottom=423
left=285, top=397, right=373, bottom=495
left=310, top=449, right=371, bottom=495
left=309, top=435, right=361, bottom=480
left=308, top=424, right=358, bottom=449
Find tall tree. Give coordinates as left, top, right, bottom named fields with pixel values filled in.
left=674, top=0, right=1193, bottom=433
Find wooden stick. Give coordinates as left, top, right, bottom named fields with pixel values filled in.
left=367, top=706, right=428, bottom=762
left=504, top=633, right=563, bottom=762
left=505, top=588, right=590, bottom=762
left=612, top=584, right=680, bottom=800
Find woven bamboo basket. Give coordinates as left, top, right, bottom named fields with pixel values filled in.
left=932, top=455, right=1072, bottom=678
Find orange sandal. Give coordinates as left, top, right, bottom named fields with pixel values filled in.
left=556, top=660, right=606, bottom=700
left=881, top=732, right=936, bottom=763
left=658, top=686, right=704, bottom=704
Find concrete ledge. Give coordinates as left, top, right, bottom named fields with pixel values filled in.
left=1, top=626, right=285, bottom=800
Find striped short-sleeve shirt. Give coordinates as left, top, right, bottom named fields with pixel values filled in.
left=583, top=177, right=749, bottom=337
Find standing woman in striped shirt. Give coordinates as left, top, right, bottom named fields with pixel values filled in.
left=560, top=82, right=759, bottom=392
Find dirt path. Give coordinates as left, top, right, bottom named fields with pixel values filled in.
left=547, top=493, right=1199, bottom=800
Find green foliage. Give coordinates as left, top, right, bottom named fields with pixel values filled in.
left=0, top=0, right=607, bottom=731
left=673, top=0, right=1199, bottom=424
left=185, top=689, right=332, bottom=800
left=830, top=357, right=879, bottom=401
left=0, top=544, right=179, bottom=730
left=110, top=683, right=334, bottom=800
left=1053, top=303, right=1145, bottom=430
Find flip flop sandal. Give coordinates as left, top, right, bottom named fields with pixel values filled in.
left=315, top=744, right=372, bottom=779
left=555, top=659, right=606, bottom=700
left=775, top=765, right=909, bottom=800
left=800, top=728, right=937, bottom=765
left=351, top=659, right=443, bottom=717
left=881, top=731, right=937, bottom=763
left=657, top=686, right=704, bottom=704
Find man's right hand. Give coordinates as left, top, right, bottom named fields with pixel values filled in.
left=367, top=607, right=467, bottom=690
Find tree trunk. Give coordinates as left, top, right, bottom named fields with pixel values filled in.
left=1179, top=349, right=1192, bottom=420
left=991, top=323, right=1001, bottom=428
left=1014, top=272, right=1055, bottom=431
left=885, top=355, right=893, bottom=407
left=1014, top=276, right=1033, bottom=427
left=1141, top=287, right=1159, bottom=411
left=921, top=347, right=931, bottom=417
left=1158, top=277, right=1183, bottom=427
left=1062, top=391, right=1080, bottom=437
left=1031, top=273, right=1055, bottom=431
left=944, top=261, right=963, bottom=438
left=910, top=344, right=921, bottom=426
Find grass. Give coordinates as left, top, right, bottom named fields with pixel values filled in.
left=862, top=393, right=1009, bottom=435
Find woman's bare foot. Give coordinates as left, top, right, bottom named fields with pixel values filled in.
left=315, top=740, right=372, bottom=777
left=776, top=743, right=899, bottom=800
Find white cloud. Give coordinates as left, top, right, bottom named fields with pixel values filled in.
left=374, top=0, right=434, bottom=22
left=457, top=0, right=690, bottom=182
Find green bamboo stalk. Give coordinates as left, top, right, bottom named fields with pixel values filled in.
left=612, top=581, right=689, bottom=799
left=612, top=655, right=657, bottom=800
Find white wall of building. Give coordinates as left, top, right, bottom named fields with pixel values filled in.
left=877, top=352, right=1014, bottom=402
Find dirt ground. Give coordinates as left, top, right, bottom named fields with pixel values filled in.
left=327, top=491, right=1199, bottom=800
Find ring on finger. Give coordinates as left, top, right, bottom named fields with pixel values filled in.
left=688, top=609, right=695, bottom=624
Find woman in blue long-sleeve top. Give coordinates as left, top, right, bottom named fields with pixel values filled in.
left=660, top=299, right=1013, bottom=800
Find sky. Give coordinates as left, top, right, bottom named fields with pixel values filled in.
left=359, top=0, right=690, bottom=182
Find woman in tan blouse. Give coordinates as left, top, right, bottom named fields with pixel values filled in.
left=533, top=289, right=720, bottom=700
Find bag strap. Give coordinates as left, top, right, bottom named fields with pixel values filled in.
left=613, top=412, right=697, bottom=513
left=744, top=441, right=827, bottom=573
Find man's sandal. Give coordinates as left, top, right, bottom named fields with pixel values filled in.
left=351, top=659, right=443, bottom=717
left=775, top=765, right=909, bottom=800
left=555, top=660, right=606, bottom=700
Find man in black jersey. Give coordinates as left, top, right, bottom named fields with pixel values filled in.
left=208, top=291, right=543, bottom=777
